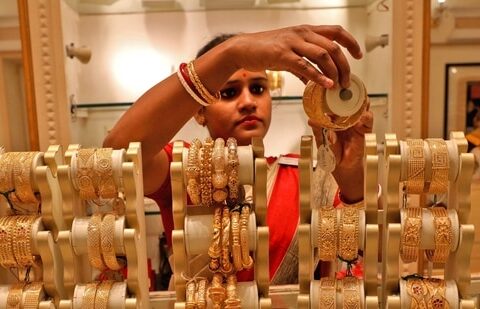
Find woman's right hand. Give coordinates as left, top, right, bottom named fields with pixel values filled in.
left=225, top=25, right=362, bottom=89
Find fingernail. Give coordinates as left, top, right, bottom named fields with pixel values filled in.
left=323, top=78, right=334, bottom=88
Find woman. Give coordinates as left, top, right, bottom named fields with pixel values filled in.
left=104, top=25, right=373, bottom=284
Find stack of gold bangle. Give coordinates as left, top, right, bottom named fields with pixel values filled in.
left=401, top=207, right=422, bottom=263
left=186, top=278, right=208, bottom=309
left=212, top=138, right=228, bottom=203
left=95, top=148, right=117, bottom=199
left=208, top=206, right=222, bottom=272
left=319, top=277, right=336, bottom=309
left=186, top=138, right=202, bottom=205
left=208, top=273, right=226, bottom=309
left=342, top=277, right=361, bottom=308
left=338, top=207, right=359, bottom=261
left=77, top=148, right=99, bottom=200
left=318, top=206, right=337, bottom=261
left=12, top=215, right=38, bottom=267
left=83, top=282, right=99, bottom=309
left=87, top=214, right=106, bottom=270
left=220, top=207, right=233, bottom=274
left=405, top=139, right=425, bottom=194
left=0, top=216, right=16, bottom=268
left=426, top=207, right=452, bottom=263
left=426, top=139, right=449, bottom=194
left=230, top=210, right=243, bottom=271
left=100, top=213, right=123, bottom=270
left=226, top=138, right=239, bottom=202
left=240, top=205, right=253, bottom=269
left=200, top=138, right=214, bottom=207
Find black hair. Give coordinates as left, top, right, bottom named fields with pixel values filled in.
left=196, top=33, right=237, bottom=59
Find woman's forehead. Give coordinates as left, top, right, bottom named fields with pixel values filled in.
left=227, top=69, right=267, bottom=82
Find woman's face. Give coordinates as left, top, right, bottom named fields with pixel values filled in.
left=202, top=69, right=272, bottom=146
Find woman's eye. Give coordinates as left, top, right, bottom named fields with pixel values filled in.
left=250, top=84, right=265, bottom=94
left=220, top=88, right=237, bottom=99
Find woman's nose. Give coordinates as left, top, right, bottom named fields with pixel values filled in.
left=237, top=90, right=257, bottom=111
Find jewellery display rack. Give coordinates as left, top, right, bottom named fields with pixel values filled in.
left=0, top=146, right=68, bottom=307
left=382, top=132, right=476, bottom=308
left=168, top=137, right=271, bottom=308
left=56, top=142, right=151, bottom=308
left=296, top=135, right=380, bottom=308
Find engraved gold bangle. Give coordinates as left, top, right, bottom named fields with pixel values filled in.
left=406, top=278, right=428, bottom=309
left=186, top=280, right=196, bottom=309
left=240, top=205, right=253, bottom=269
left=424, top=278, right=449, bottom=309
left=208, top=205, right=222, bottom=272
left=95, top=148, right=118, bottom=199
left=338, top=207, right=359, bottom=261
left=401, top=207, right=422, bottom=263
left=231, top=210, right=243, bottom=271
left=77, top=149, right=98, bottom=200
left=220, top=206, right=233, bottom=274
left=319, top=277, right=336, bottom=309
left=200, top=138, right=213, bottom=207
left=23, top=282, right=44, bottom=309
left=212, top=138, right=228, bottom=203
left=318, top=206, right=337, bottom=261
left=95, top=280, right=114, bottom=309
left=224, top=274, right=241, bottom=308
left=11, top=152, right=39, bottom=206
left=100, top=213, right=123, bottom=270
left=0, top=152, right=15, bottom=193
left=87, top=214, right=106, bottom=270
left=226, top=138, right=239, bottom=202
left=208, top=273, right=226, bottom=308
left=196, top=279, right=207, bottom=309
left=0, top=216, right=16, bottom=268
left=187, top=61, right=221, bottom=105
left=405, top=139, right=425, bottom=194
left=12, top=215, right=37, bottom=267
left=342, top=277, right=361, bottom=309
left=426, top=207, right=452, bottom=263
left=7, top=282, right=24, bottom=309
left=83, top=282, right=99, bottom=309
left=426, top=139, right=449, bottom=194
left=186, top=138, right=202, bottom=205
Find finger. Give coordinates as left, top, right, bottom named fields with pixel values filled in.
left=353, top=110, right=374, bottom=134
left=312, top=25, right=363, bottom=60
left=292, top=42, right=339, bottom=86
left=286, top=55, right=334, bottom=88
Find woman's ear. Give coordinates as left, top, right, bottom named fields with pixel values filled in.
left=194, top=107, right=207, bottom=126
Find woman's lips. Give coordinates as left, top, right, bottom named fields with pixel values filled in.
left=238, top=116, right=261, bottom=127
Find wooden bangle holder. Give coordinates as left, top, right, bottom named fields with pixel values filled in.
left=169, top=137, right=270, bottom=309
left=382, top=132, right=475, bottom=308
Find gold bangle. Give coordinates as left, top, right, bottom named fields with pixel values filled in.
left=208, top=205, right=222, bottom=272
left=7, top=282, right=24, bottom=309
left=187, top=138, right=202, bottom=205
left=426, top=207, right=452, bottom=263
left=318, top=206, right=337, bottom=261
left=406, top=278, right=428, bottom=309
left=0, top=216, right=16, bottom=268
left=424, top=278, right=449, bottom=309
left=12, top=215, right=37, bottom=267
left=0, top=152, right=15, bottom=193
left=405, top=139, right=425, bottom=194
left=187, top=61, right=221, bottom=105
left=186, top=280, right=196, bottom=309
left=83, top=282, right=99, bottom=309
left=11, top=152, right=40, bottom=207
left=200, top=138, right=213, bottom=207
left=208, top=273, right=226, bottom=309
left=401, top=207, right=422, bottom=263
left=342, top=277, right=361, bottom=309
left=221, top=206, right=233, bottom=274
left=23, top=282, right=44, bottom=309
left=212, top=138, right=228, bottom=203
left=94, top=280, right=114, bottom=309
left=340, top=195, right=365, bottom=210
left=338, top=207, right=359, bottom=261
left=87, top=213, right=106, bottom=270
left=77, top=149, right=98, bottom=200
left=226, top=138, right=239, bottom=202
left=196, top=279, right=207, bottom=309
left=95, top=148, right=117, bottom=199
left=100, top=213, right=123, bottom=270
left=231, top=210, right=243, bottom=271
left=224, top=274, right=241, bottom=308
left=240, top=205, right=253, bottom=269
left=426, top=139, right=449, bottom=194
left=319, top=277, right=336, bottom=309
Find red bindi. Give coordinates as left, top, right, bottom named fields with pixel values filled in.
left=242, top=73, right=247, bottom=78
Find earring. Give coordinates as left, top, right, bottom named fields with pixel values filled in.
left=197, top=114, right=206, bottom=126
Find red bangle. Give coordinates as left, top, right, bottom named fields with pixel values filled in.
left=179, top=62, right=202, bottom=98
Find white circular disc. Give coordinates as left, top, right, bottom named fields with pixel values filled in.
left=325, top=74, right=366, bottom=117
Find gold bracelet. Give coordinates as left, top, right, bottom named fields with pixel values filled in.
left=231, top=210, right=243, bottom=271
left=338, top=207, right=359, bottom=261
left=221, top=206, right=233, bottom=274
left=87, top=214, right=106, bottom=270
left=10, top=152, right=40, bottom=207
left=12, top=215, right=37, bottom=267
left=187, top=61, right=221, bottom=105
left=200, top=138, right=213, bottom=207
left=83, top=282, right=99, bottom=309
left=226, top=138, right=239, bottom=202
left=405, top=139, right=425, bottom=194
left=186, top=280, right=196, bottom=309
left=426, top=139, right=449, bottom=194
left=424, top=278, right=448, bottom=309
left=319, top=277, right=336, bottom=309
left=95, top=148, right=117, bottom=199
left=7, top=282, right=24, bottom=309
left=224, top=274, right=241, bottom=308
left=208, top=273, right=226, bottom=309
left=0, top=152, right=15, bottom=193
left=208, top=205, right=222, bottom=272
left=401, top=207, right=422, bottom=263
left=342, top=277, right=361, bottom=309
left=406, top=278, right=428, bottom=309
left=0, top=216, right=16, bottom=268
left=318, top=206, right=337, bottom=261
left=187, top=138, right=202, bottom=205
left=426, top=207, right=452, bottom=263
left=77, top=148, right=98, bottom=200
left=196, top=279, right=207, bottom=309
left=240, top=205, right=253, bottom=269
left=23, top=282, right=44, bottom=309
left=95, top=280, right=114, bottom=309
left=100, top=213, right=123, bottom=270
